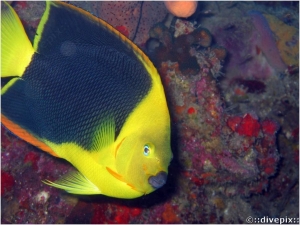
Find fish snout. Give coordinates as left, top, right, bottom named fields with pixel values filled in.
left=148, top=171, right=167, bottom=189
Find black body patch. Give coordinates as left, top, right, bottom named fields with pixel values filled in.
left=2, top=2, right=152, bottom=150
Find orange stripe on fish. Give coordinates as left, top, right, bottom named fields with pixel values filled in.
left=115, top=137, right=126, bottom=158
left=1, top=114, right=58, bottom=157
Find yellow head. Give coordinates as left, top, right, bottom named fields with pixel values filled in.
left=115, top=127, right=172, bottom=194
left=113, top=69, right=173, bottom=196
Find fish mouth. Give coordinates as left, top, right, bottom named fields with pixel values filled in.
left=148, top=171, right=167, bottom=189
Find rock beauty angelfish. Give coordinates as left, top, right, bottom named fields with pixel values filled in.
left=1, top=1, right=172, bottom=199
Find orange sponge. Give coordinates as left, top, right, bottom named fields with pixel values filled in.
left=164, top=1, right=198, bottom=18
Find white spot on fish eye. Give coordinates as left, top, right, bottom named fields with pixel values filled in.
left=143, top=144, right=150, bottom=156
left=60, top=41, right=76, bottom=56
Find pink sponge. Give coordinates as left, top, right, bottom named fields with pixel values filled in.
left=248, top=10, right=287, bottom=73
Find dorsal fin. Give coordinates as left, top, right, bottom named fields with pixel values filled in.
left=34, top=1, right=137, bottom=58
left=33, top=1, right=159, bottom=81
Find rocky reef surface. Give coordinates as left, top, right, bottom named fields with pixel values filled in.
left=1, top=1, right=298, bottom=223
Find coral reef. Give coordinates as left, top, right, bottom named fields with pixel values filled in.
left=148, top=20, right=213, bottom=76
left=264, top=13, right=299, bottom=66
left=1, top=1, right=298, bottom=224
left=72, top=1, right=168, bottom=47
left=248, top=10, right=287, bottom=73
left=1, top=126, right=78, bottom=223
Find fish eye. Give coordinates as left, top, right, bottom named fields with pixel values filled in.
left=143, top=144, right=150, bottom=156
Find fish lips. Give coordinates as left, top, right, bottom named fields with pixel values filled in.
left=148, top=171, right=167, bottom=189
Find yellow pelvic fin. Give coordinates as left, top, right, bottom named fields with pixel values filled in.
left=1, top=2, right=34, bottom=77
left=43, top=171, right=101, bottom=195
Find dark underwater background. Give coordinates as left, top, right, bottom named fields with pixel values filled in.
left=1, top=1, right=299, bottom=224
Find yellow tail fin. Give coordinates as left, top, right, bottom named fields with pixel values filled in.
left=1, top=2, right=34, bottom=77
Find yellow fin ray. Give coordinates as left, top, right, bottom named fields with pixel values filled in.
left=92, top=117, right=115, bottom=151
left=1, top=2, right=34, bottom=77
left=43, top=171, right=101, bottom=195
